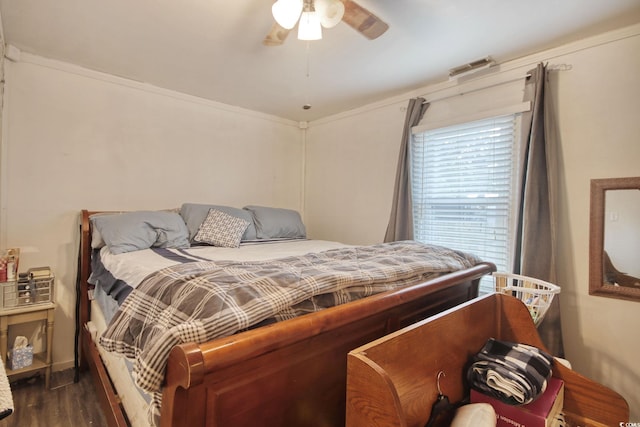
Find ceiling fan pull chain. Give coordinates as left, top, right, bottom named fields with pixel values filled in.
left=303, top=41, right=312, bottom=110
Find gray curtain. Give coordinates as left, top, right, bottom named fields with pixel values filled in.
left=384, top=98, right=429, bottom=242
left=515, top=63, right=564, bottom=357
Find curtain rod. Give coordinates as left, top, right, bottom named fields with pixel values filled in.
left=421, top=63, right=571, bottom=104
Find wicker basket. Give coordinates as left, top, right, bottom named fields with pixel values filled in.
left=493, top=272, right=560, bottom=327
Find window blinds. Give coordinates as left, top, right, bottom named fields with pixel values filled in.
left=411, top=114, right=518, bottom=292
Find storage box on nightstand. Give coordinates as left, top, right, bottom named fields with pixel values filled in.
left=0, top=270, right=54, bottom=309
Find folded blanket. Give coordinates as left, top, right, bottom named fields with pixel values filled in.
left=468, top=338, right=552, bottom=405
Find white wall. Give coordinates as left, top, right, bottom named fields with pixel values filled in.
left=304, top=103, right=407, bottom=244
left=0, top=55, right=303, bottom=371
left=555, top=29, right=640, bottom=417
left=306, top=24, right=640, bottom=418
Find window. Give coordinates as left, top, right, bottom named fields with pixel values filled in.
left=411, top=114, right=520, bottom=293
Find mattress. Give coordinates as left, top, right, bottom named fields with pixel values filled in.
left=87, top=286, right=153, bottom=427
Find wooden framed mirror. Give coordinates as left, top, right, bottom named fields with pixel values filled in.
left=589, top=177, right=640, bottom=301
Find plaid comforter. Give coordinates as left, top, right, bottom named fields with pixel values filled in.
left=99, top=240, right=482, bottom=413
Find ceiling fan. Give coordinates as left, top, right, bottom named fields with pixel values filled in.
left=263, top=0, right=389, bottom=46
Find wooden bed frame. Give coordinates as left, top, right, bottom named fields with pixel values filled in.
left=78, top=209, right=496, bottom=427
left=346, top=293, right=629, bottom=427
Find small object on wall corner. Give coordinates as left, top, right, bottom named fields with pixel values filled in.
left=4, top=45, right=21, bottom=62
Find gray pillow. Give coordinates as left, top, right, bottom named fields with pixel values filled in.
left=243, top=205, right=306, bottom=239
left=91, top=211, right=190, bottom=254
left=180, top=203, right=257, bottom=242
left=194, top=209, right=250, bottom=248
left=88, top=212, right=111, bottom=249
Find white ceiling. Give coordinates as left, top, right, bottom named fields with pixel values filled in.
left=1, top=0, right=640, bottom=121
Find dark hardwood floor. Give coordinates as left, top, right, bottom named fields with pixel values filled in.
left=0, top=369, right=108, bottom=427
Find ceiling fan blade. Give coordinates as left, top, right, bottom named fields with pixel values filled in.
left=341, top=0, right=389, bottom=40
left=263, top=22, right=291, bottom=46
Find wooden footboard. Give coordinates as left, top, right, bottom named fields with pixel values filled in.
left=160, top=264, right=494, bottom=427
left=78, top=209, right=496, bottom=427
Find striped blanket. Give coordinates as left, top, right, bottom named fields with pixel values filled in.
left=99, top=240, right=482, bottom=416
left=468, top=338, right=553, bottom=404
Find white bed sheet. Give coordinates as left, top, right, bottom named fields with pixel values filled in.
left=99, top=239, right=351, bottom=289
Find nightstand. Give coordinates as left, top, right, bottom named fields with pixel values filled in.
left=0, top=302, right=55, bottom=388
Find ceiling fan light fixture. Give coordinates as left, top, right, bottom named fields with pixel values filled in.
left=298, top=7, right=322, bottom=40
left=315, top=0, right=345, bottom=28
left=272, top=0, right=303, bottom=30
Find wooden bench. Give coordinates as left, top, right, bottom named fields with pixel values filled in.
left=346, top=293, right=629, bottom=427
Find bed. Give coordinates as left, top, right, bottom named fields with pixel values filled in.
left=77, top=205, right=496, bottom=427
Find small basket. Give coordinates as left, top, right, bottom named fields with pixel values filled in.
left=0, top=274, right=54, bottom=309
left=493, top=272, right=560, bottom=327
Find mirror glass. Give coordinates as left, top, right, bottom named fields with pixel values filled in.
left=589, top=177, right=640, bottom=301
